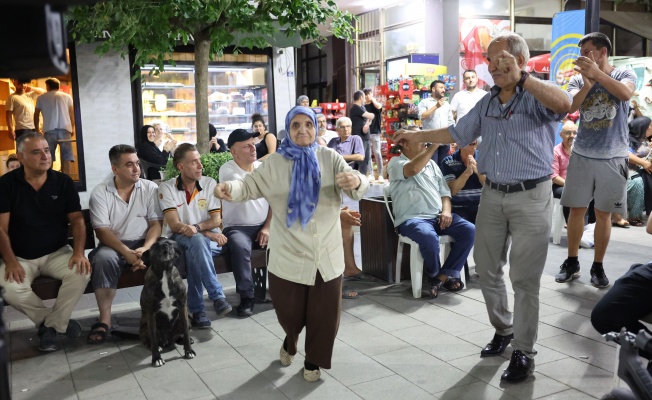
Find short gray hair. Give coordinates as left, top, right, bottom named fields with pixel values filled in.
left=296, top=95, right=309, bottom=105
left=16, top=131, right=45, bottom=153
left=490, top=32, right=530, bottom=65
left=336, top=117, right=352, bottom=128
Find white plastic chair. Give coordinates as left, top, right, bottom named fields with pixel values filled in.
left=382, top=184, right=463, bottom=298
left=551, top=198, right=565, bottom=245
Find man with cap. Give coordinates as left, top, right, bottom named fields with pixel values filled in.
left=218, top=129, right=272, bottom=317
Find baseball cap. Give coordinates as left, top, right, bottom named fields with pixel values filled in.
left=227, top=129, right=260, bottom=148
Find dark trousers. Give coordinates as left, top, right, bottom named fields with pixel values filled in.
left=431, top=144, right=450, bottom=167
left=642, top=172, right=652, bottom=215
left=15, top=129, right=33, bottom=139
left=452, top=206, right=478, bottom=225
left=591, top=262, right=652, bottom=336
left=223, top=224, right=263, bottom=300
left=356, top=139, right=371, bottom=175
left=268, top=271, right=342, bottom=369
left=398, top=214, right=475, bottom=279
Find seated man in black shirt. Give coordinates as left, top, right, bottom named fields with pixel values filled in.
left=0, top=132, right=91, bottom=352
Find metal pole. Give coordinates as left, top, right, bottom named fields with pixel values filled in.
left=585, top=0, right=600, bottom=35
left=509, top=0, right=515, bottom=32
left=379, top=8, right=385, bottom=85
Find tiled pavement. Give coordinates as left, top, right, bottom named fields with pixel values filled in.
left=4, top=185, right=650, bottom=400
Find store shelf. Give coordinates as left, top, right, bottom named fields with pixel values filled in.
left=142, top=83, right=264, bottom=90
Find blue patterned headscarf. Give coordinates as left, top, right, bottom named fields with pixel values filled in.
left=276, top=106, right=321, bottom=229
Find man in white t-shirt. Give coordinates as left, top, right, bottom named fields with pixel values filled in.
left=418, top=80, right=455, bottom=165
left=219, top=129, right=272, bottom=317
left=34, top=78, right=75, bottom=174
left=88, top=144, right=163, bottom=343
left=450, top=69, right=488, bottom=123
left=316, top=113, right=338, bottom=146
left=6, top=80, right=44, bottom=140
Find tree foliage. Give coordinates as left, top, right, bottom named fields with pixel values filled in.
left=68, top=0, right=355, bottom=153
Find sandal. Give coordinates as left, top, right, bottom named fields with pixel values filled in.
left=341, top=290, right=359, bottom=300
left=612, top=220, right=630, bottom=228
left=628, top=219, right=644, bottom=227
left=442, top=277, right=465, bottom=292
left=87, top=322, right=109, bottom=345
left=429, top=278, right=443, bottom=299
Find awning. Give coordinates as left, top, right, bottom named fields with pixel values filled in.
left=600, top=11, right=652, bottom=41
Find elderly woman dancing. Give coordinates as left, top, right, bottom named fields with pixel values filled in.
left=214, top=106, right=369, bottom=381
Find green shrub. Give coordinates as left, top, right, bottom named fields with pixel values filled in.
left=164, top=152, right=233, bottom=183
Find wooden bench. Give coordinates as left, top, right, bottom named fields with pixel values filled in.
left=28, top=209, right=268, bottom=303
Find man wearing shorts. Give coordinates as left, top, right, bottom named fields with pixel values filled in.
left=34, top=78, right=75, bottom=175
left=557, top=32, right=636, bottom=288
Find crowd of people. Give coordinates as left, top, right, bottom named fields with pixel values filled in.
left=2, top=30, right=651, bottom=385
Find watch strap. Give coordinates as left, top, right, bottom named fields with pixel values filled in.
left=517, top=70, right=530, bottom=89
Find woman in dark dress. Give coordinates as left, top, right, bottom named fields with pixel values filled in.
left=136, top=124, right=173, bottom=180
left=209, top=124, right=227, bottom=153
left=252, top=113, right=277, bottom=161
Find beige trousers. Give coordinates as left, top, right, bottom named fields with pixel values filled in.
left=474, top=181, right=552, bottom=356
left=0, top=245, right=90, bottom=333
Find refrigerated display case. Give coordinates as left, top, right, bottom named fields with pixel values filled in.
left=141, top=64, right=270, bottom=144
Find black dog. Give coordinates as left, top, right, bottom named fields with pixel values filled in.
left=140, top=238, right=196, bottom=367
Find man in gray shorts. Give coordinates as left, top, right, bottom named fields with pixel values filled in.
left=87, top=145, right=163, bottom=343
left=557, top=32, right=636, bottom=288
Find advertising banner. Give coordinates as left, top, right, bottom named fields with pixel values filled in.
left=551, top=10, right=585, bottom=90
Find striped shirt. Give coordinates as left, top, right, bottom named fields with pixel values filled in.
left=449, top=86, right=570, bottom=184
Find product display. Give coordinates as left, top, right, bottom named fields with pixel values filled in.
left=141, top=65, right=269, bottom=144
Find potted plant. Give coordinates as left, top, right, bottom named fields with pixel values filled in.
left=163, top=151, right=233, bottom=182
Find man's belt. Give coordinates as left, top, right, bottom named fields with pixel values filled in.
left=485, top=176, right=550, bottom=194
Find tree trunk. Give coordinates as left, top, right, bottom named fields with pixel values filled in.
left=194, top=30, right=210, bottom=154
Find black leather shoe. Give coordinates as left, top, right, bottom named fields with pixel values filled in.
left=501, top=350, right=535, bottom=383
left=480, top=333, right=513, bottom=357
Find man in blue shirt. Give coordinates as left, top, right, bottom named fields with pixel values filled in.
left=440, top=140, right=485, bottom=224
left=393, top=32, right=571, bottom=383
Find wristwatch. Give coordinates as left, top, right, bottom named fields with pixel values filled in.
left=194, top=223, right=202, bottom=233
left=517, top=70, right=530, bottom=89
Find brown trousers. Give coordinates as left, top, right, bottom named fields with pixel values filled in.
left=269, top=271, right=342, bottom=369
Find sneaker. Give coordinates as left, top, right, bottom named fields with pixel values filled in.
left=65, top=319, right=82, bottom=339
left=590, top=266, right=610, bottom=288
left=555, top=260, right=580, bottom=282
left=213, top=298, right=232, bottom=316
left=190, top=311, right=211, bottom=329
left=38, top=323, right=58, bottom=352
left=236, top=297, right=255, bottom=317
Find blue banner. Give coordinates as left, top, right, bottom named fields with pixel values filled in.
left=551, top=10, right=585, bottom=90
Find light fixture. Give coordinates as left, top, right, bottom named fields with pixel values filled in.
left=154, top=94, right=167, bottom=112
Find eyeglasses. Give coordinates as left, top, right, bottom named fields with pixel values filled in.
left=485, top=91, right=523, bottom=121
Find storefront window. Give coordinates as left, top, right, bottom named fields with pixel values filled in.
left=384, top=1, right=425, bottom=28
left=0, top=46, right=86, bottom=190
left=459, top=0, right=510, bottom=17
left=383, top=23, right=426, bottom=61
left=515, top=23, right=553, bottom=51
left=515, top=0, right=560, bottom=18
left=140, top=55, right=271, bottom=144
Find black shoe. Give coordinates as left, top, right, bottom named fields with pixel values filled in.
left=236, top=297, right=255, bottom=317
left=590, top=266, right=610, bottom=288
left=480, top=333, right=513, bottom=357
left=500, top=349, right=535, bottom=382
left=555, top=260, right=580, bottom=283
left=213, top=298, right=232, bottom=316
left=38, top=323, right=58, bottom=352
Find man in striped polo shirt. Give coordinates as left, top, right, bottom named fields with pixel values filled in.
left=159, top=144, right=232, bottom=329
left=393, top=32, right=571, bottom=383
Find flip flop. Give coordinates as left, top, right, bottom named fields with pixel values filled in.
left=87, top=322, right=109, bottom=345
left=341, top=290, right=359, bottom=300
left=628, top=219, right=644, bottom=227
left=612, top=221, right=630, bottom=228
left=343, top=272, right=378, bottom=282
left=429, top=278, right=443, bottom=299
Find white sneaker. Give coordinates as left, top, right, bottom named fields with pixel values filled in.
left=377, top=176, right=385, bottom=183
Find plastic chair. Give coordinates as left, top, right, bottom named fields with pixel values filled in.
left=138, top=158, right=166, bottom=180
left=382, top=184, right=463, bottom=298
left=551, top=198, right=565, bottom=245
